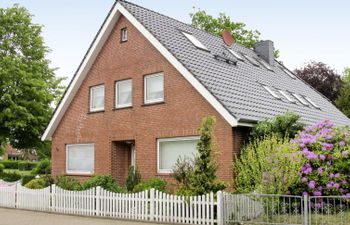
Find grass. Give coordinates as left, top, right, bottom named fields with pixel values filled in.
left=3, top=169, right=32, bottom=176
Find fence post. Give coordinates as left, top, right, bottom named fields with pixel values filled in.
left=51, top=184, right=56, bottom=212
left=217, top=191, right=224, bottom=225
left=149, top=188, right=155, bottom=221
left=303, top=195, right=308, bottom=225
left=96, top=186, right=101, bottom=216
left=15, top=182, right=19, bottom=209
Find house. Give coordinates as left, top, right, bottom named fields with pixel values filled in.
left=41, top=0, right=350, bottom=185
left=1, top=145, right=38, bottom=161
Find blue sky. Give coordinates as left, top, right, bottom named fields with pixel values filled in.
left=0, top=0, right=349, bottom=84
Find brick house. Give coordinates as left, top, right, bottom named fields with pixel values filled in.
left=42, top=1, right=350, bottom=185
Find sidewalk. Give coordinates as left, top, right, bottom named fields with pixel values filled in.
left=0, top=208, right=165, bottom=225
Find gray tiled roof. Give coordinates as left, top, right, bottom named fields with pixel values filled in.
left=120, top=0, right=350, bottom=126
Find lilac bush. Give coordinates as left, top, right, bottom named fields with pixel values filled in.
left=291, top=120, right=350, bottom=196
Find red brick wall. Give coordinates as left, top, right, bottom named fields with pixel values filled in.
left=51, top=15, right=237, bottom=185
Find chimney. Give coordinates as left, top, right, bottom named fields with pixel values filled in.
left=255, top=40, right=275, bottom=66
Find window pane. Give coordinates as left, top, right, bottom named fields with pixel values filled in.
left=91, top=86, right=104, bottom=110
left=159, top=139, right=197, bottom=171
left=117, top=80, right=132, bottom=106
left=146, top=74, right=164, bottom=102
left=67, top=144, right=94, bottom=173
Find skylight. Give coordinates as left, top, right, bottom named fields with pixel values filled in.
left=243, top=54, right=259, bottom=66
left=228, top=49, right=243, bottom=61
left=258, top=58, right=273, bottom=71
left=278, top=90, right=296, bottom=103
left=263, top=86, right=281, bottom=99
left=282, top=67, right=296, bottom=79
left=182, top=32, right=209, bottom=51
left=305, top=97, right=320, bottom=109
left=292, top=93, right=309, bottom=106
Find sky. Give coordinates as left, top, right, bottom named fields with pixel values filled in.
left=0, top=0, right=349, bottom=85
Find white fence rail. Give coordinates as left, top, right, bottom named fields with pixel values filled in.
left=0, top=183, right=216, bottom=225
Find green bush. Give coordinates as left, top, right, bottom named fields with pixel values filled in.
left=125, top=166, right=141, bottom=192
left=18, top=161, right=38, bottom=171
left=82, top=175, right=125, bottom=193
left=24, top=175, right=53, bottom=189
left=21, top=175, right=35, bottom=186
left=0, top=164, right=4, bottom=174
left=31, top=159, right=51, bottom=175
left=56, top=176, right=82, bottom=191
left=0, top=171, right=21, bottom=182
left=0, top=160, right=19, bottom=169
left=133, top=177, right=167, bottom=193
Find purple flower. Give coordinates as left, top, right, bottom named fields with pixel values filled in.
left=307, top=152, right=318, bottom=160
left=317, top=167, right=323, bottom=175
left=335, top=173, right=340, bottom=178
left=339, top=141, right=346, bottom=146
left=313, top=191, right=322, bottom=196
left=319, top=155, right=326, bottom=161
left=326, top=183, right=333, bottom=190
left=302, top=192, right=309, bottom=196
left=308, top=180, right=316, bottom=189
left=342, top=151, right=348, bottom=157
left=334, top=183, right=340, bottom=189
left=341, top=180, right=347, bottom=185
left=322, top=143, right=334, bottom=150
left=301, top=177, right=308, bottom=183
left=339, top=188, right=345, bottom=193
left=318, top=186, right=323, bottom=191
left=330, top=173, right=335, bottom=179
left=327, top=161, right=332, bottom=167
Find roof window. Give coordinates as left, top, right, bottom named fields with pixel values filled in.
left=305, top=97, right=320, bottom=109
left=278, top=90, right=296, bottom=103
left=292, top=93, right=309, bottom=106
left=228, top=49, right=243, bottom=61
left=243, top=54, right=260, bottom=67
left=258, top=58, right=273, bottom=71
left=281, top=67, right=296, bottom=79
left=263, top=86, right=281, bottom=99
left=181, top=32, right=209, bottom=51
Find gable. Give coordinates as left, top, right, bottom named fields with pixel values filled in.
left=42, top=2, right=239, bottom=141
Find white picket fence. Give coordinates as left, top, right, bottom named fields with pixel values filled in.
left=0, top=181, right=216, bottom=225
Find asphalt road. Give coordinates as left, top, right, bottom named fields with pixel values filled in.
left=0, top=208, right=165, bottom=225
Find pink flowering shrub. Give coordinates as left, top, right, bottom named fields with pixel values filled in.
left=291, top=120, right=350, bottom=197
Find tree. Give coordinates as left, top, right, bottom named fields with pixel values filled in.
left=294, top=62, right=343, bottom=103
left=0, top=5, right=65, bottom=150
left=190, top=9, right=260, bottom=49
left=250, top=112, right=304, bottom=141
left=336, top=67, right=350, bottom=118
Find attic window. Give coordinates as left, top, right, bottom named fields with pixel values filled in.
left=292, top=93, right=309, bottom=106
left=281, top=67, right=296, bottom=79
left=278, top=90, right=296, bottom=103
left=228, top=49, right=243, bottom=61
left=181, top=32, right=209, bottom=51
left=305, top=97, right=320, bottom=109
left=263, top=86, right=281, bottom=99
left=257, top=58, right=273, bottom=71
left=243, top=54, right=259, bottom=67
left=121, top=27, right=128, bottom=42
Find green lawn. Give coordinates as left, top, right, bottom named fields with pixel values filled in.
left=3, top=169, right=32, bottom=176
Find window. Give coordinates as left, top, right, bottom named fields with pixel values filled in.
left=263, top=86, right=281, bottom=99
left=90, top=85, right=105, bottom=112
left=257, top=58, right=273, bottom=71
left=182, top=32, right=209, bottom=51
left=66, top=144, right=94, bottom=174
left=278, top=90, right=296, bottom=103
left=228, top=48, right=243, bottom=61
left=116, top=79, right=132, bottom=108
left=243, top=54, right=260, bottom=66
left=292, top=93, right=309, bottom=106
left=144, top=73, right=164, bottom=104
left=305, top=97, right=320, bottom=109
left=121, top=28, right=128, bottom=42
left=281, top=67, right=296, bottom=79
left=157, top=137, right=199, bottom=173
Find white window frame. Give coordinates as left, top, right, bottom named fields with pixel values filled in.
left=228, top=49, right=243, bottom=61
left=144, top=73, right=164, bottom=104
left=90, top=85, right=105, bottom=112
left=282, top=67, right=296, bottom=79
left=66, top=143, right=95, bottom=175
left=258, top=58, right=273, bottom=71
left=305, top=97, right=320, bottom=109
left=243, top=54, right=260, bottom=66
left=263, top=86, right=281, bottom=99
left=278, top=90, right=296, bottom=103
left=181, top=32, right=209, bottom=51
left=115, top=79, right=132, bottom=108
left=157, top=136, right=199, bottom=174
left=292, top=93, right=310, bottom=106
left=121, top=27, right=128, bottom=42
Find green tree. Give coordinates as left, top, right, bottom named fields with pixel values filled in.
left=343, top=67, right=350, bottom=83
left=0, top=5, right=65, bottom=150
left=188, top=116, right=226, bottom=195
left=336, top=67, right=350, bottom=118
left=250, top=112, right=304, bottom=141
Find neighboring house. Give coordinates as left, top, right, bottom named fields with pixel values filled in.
left=41, top=1, right=350, bottom=185
left=1, top=145, right=38, bottom=161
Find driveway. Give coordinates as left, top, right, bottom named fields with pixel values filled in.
left=0, top=208, right=166, bottom=225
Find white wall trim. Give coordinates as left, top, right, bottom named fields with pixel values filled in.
left=42, top=2, right=240, bottom=141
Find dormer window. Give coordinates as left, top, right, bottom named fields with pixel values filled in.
left=181, top=32, right=209, bottom=51
left=121, top=27, right=128, bottom=42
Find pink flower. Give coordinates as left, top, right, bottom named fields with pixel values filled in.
left=308, top=180, right=316, bottom=189
left=334, top=183, right=340, bottom=189
left=319, top=155, right=326, bottom=161
left=317, top=167, right=323, bottom=175
left=313, top=191, right=322, bottom=196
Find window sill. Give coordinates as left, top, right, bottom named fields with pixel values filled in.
left=88, top=110, right=105, bottom=114
left=113, top=106, right=133, bottom=111
left=65, top=173, right=93, bottom=177
left=156, top=173, right=173, bottom=177
left=142, top=101, right=165, bottom=107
